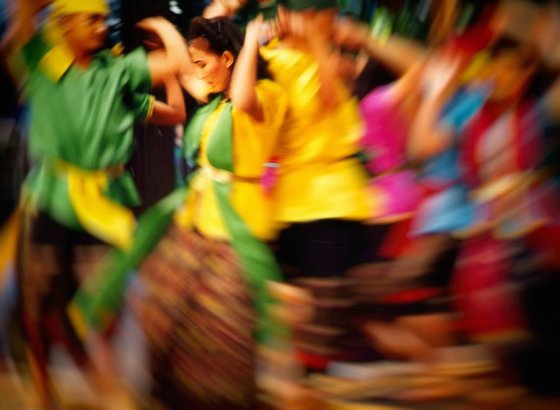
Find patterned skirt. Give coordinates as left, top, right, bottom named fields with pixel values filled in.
left=139, top=223, right=256, bottom=410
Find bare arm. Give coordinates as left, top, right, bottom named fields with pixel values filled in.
left=408, top=92, right=454, bottom=160
left=309, top=34, right=344, bottom=111
left=230, top=14, right=264, bottom=121
left=138, top=17, right=189, bottom=87
left=2, top=0, right=48, bottom=55
left=391, top=59, right=426, bottom=102
left=408, top=57, right=460, bottom=160
left=274, top=6, right=344, bottom=110
left=334, top=17, right=426, bottom=76
left=203, top=0, right=246, bottom=18
left=363, top=35, right=426, bottom=76
left=149, top=75, right=186, bottom=126
left=174, top=39, right=209, bottom=102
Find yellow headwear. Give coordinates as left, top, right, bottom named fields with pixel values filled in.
left=40, top=0, right=109, bottom=82
left=51, top=0, right=109, bottom=17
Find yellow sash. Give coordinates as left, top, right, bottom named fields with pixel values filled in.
left=58, top=161, right=135, bottom=250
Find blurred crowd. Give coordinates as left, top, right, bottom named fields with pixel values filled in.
left=2, top=0, right=560, bottom=409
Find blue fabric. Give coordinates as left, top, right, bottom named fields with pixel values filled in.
left=412, top=184, right=477, bottom=235
left=442, top=85, right=489, bottom=133
left=421, top=85, right=489, bottom=184
left=414, top=86, right=488, bottom=235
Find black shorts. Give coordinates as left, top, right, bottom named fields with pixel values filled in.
left=29, top=212, right=105, bottom=247
left=274, top=219, right=366, bottom=280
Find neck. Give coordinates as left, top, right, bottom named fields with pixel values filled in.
left=74, top=54, right=94, bottom=68
left=67, top=41, right=95, bottom=69
left=280, top=35, right=309, bottom=51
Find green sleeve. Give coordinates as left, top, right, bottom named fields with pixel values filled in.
left=20, top=30, right=50, bottom=74
left=122, top=47, right=152, bottom=95
left=121, top=47, right=153, bottom=121
left=131, top=92, right=155, bottom=123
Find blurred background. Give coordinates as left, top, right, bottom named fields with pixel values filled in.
left=2, top=0, right=560, bottom=409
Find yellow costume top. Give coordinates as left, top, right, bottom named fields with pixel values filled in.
left=260, top=40, right=373, bottom=223
left=180, top=79, right=288, bottom=241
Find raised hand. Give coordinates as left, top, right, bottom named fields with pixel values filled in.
left=275, top=6, right=309, bottom=40
left=420, top=53, right=462, bottom=99
left=136, top=16, right=174, bottom=34
left=244, top=13, right=265, bottom=47
left=333, top=17, right=370, bottom=50
left=136, top=17, right=190, bottom=87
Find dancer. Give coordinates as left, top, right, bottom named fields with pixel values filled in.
left=254, top=1, right=378, bottom=371
left=74, top=15, right=288, bottom=409
left=4, top=0, right=187, bottom=406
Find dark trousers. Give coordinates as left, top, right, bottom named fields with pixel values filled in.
left=16, top=212, right=107, bottom=405
left=274, top=219, right=368, bottom=280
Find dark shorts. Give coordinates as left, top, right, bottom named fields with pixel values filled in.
left=29, top=212, right=104, bottom=247
left=275, top=219, right=368, bottom=280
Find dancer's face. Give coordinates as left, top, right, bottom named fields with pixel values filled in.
left=60, top=13, right=108, bottom=54
left=479, top=48, right=536, bottom=101
left=188, top=37, right=234, bottom=94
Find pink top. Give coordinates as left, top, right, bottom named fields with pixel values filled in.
left=359, top=85, right=422, bottom=221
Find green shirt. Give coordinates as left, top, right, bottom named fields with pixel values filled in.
left=21, top=32, right=153, bottom=230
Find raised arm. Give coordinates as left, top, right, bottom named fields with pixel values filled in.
left=408, top=55, right=461, bottom=160
left=203, top=0, right=246, bottom=19
left=2, top=0, right=48, bottom=54
left=149, top=75, right=186, bottom=126
left=276, top=6, right=346, bottom=111
left=137, top=17, right=189, bottom=87
left=308, top=26, right=345, bottom=111
left=303, top=10, right=347, bottom=111
left=230, top=14, right=265, bottom=121
left=334, top=17, right=426, bottom=76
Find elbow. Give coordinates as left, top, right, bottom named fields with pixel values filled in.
left=170, top=107, right=187, bottom=124
left=174, top=111, right=186, bottom=124
left=149, top=108, right=186, bottom=126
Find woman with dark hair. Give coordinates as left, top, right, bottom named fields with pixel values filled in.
left=72, top=15, right=288, bottom=410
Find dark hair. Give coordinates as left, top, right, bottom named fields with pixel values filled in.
left=187, top=16, right=271, bottom=79
left=487, top=36, right=540, bottom=69
left=488, top=35, right=545, bottom=100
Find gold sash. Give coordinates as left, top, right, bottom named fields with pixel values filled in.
left=58, top=160, right=135, bottom=250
